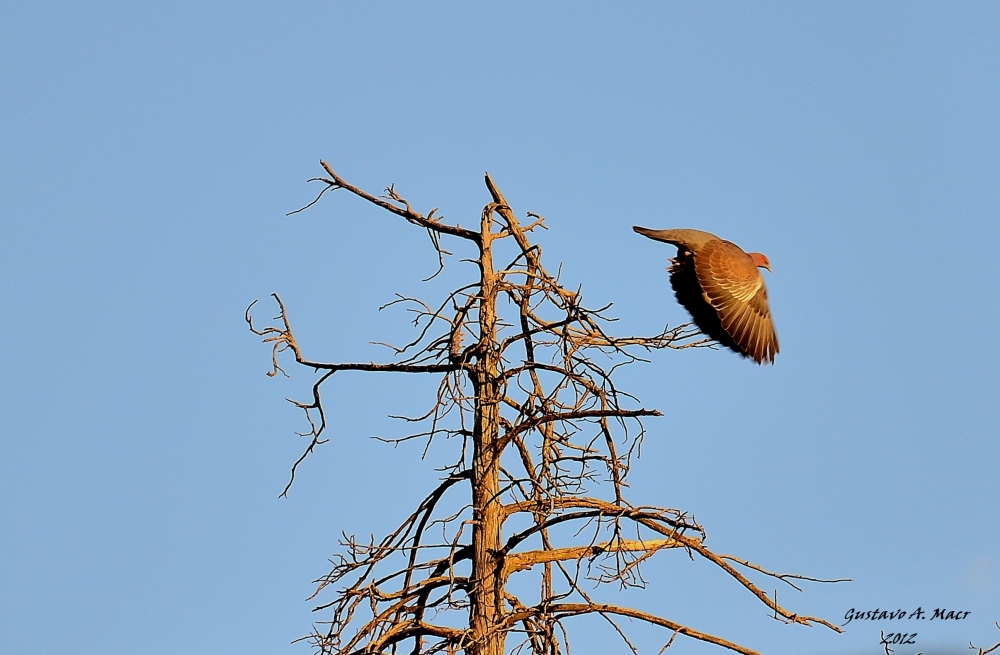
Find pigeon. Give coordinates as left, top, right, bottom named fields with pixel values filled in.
left=633, top=227, right=779, bottom=364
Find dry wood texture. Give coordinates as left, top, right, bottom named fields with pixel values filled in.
left=248, top=164, right=844, bottom=655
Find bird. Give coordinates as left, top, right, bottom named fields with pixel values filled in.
left=633, top=227, right=779, bottom=364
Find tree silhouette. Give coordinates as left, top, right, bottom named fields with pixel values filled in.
left=248, top=163, right=844, bottom=655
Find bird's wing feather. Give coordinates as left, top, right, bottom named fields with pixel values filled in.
left=694, top=240, right=779, bottom=364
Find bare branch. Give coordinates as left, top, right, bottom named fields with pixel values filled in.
left=319, top=161, right=482, bottom=245
left=970, top=623, right=1000, bottom=655
left=721, top=555, right=851, bottom=592
left=504, top=537, right=682, bottom=576
left=503, top=408, right=661, bottom=443
left=510, top=603, right=762, bottom=655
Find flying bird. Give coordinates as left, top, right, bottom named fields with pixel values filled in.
left=633, top=227, right=779, bottom=364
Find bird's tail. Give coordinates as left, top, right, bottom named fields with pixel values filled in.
left=632, top=226, right=717, bottom=251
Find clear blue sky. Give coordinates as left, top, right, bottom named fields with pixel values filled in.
left=2, top=3, right=997, bottom=655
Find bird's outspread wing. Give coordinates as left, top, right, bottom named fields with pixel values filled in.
left=694, top=240, right=779, bottom=364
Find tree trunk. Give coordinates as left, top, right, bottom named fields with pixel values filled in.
left=469, top=210, right=504, bottom=655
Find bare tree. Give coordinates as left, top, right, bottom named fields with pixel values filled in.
left=248, top=163, right=845, bottom=655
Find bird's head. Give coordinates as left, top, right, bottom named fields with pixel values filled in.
left=749, top=252, right=772, bottom=273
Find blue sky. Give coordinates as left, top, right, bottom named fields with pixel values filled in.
left=1, top=3, right=997, bottom=655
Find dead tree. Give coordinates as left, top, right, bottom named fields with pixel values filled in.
left=247, top=163, right=845, bottom=655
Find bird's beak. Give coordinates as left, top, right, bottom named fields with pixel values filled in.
left=762, top=263, right=772, bottom=273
